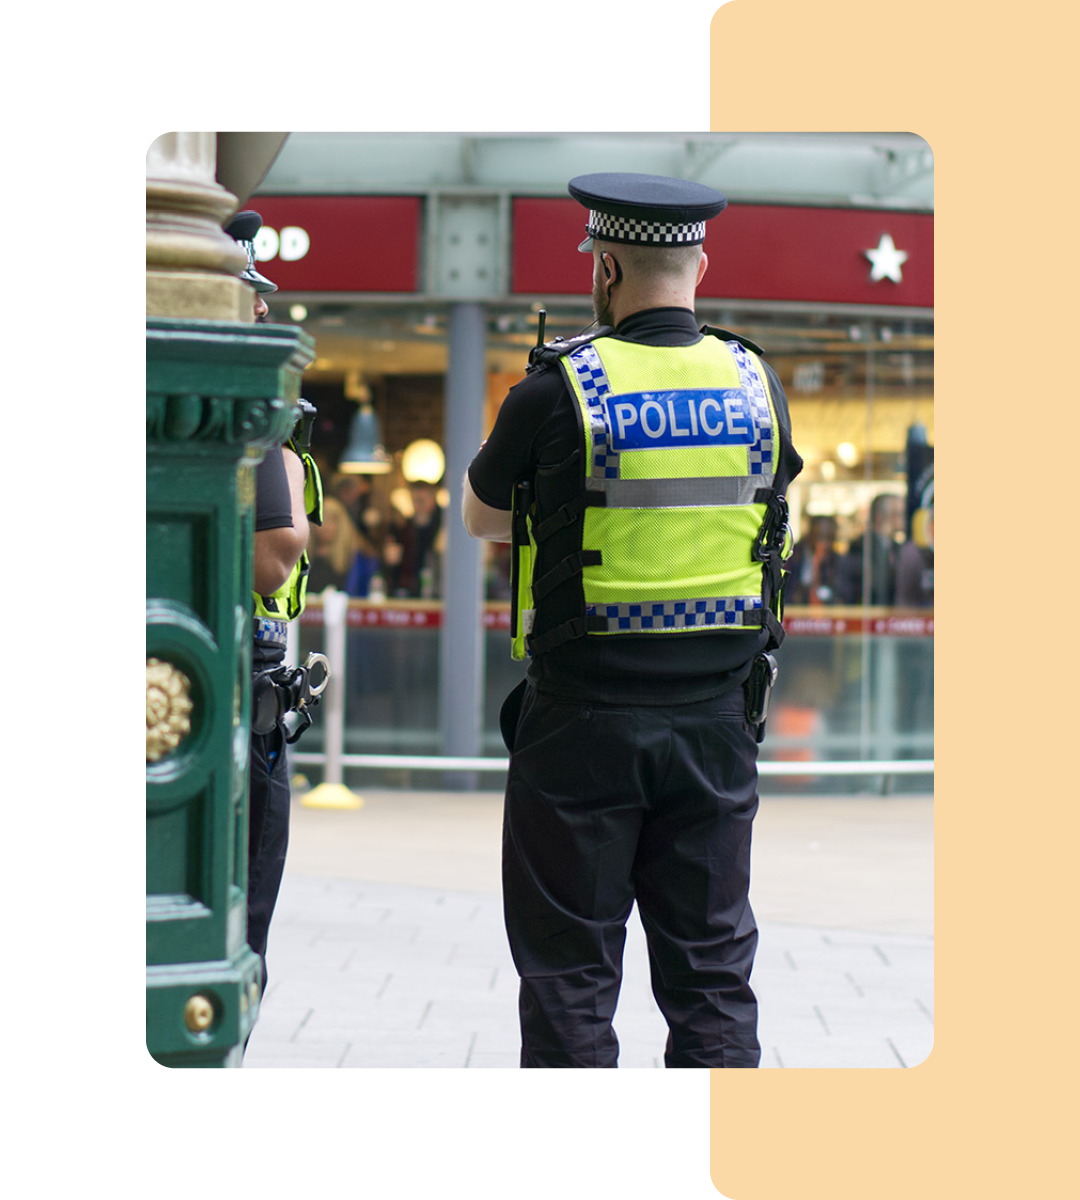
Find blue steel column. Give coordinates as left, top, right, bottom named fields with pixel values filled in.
left=439, top=301, right=487, bottom=787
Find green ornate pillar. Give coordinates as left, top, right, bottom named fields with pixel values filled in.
left=145, top=130, right=303, bottom=1068
left=146, top=320, right=314, bottom=1066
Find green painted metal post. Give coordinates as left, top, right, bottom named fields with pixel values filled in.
left=146, top=317, right=314, bottom=1067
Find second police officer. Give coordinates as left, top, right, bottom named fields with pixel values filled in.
left=225, top=211, right=326, bottom=1022
left=464, top=173, right=803, bottom=1068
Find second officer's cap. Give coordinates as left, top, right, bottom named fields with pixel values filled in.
left=568, top=172, right=728, bottom=252
left=224, top=210, right=278, bottom=293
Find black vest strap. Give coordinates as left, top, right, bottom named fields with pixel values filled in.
left=699, top=324, right=767, bottom=357
left=527, top=614, right=608, bottom=656
left=750, top=491, right=790, bottom=649
left=534, top=496, right=586, bottom=543
left=761, top=606, right=785, bottom=650
left=527, top=325, right=614, bottom=370
left=532, top=550, right=603, bottom=603
left=528, top=618, right=587, bottom=656
left=533, top=492, right=606, bottom=542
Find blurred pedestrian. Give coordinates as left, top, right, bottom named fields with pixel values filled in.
left=308, top=495, right=358, bottom=592
left=896, top=506, right=934, bottom=607
left=784, top=513, right=842, bottom=605
left=385, top=480, right=444, bottom=598
left=838, top=492, right=903, bottom=606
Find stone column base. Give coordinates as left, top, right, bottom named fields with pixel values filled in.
left=146, top=271, right=249, bottom=321
left=146, top=134, right=251, bottom=323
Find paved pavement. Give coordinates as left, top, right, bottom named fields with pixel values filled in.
left=243, top=786, right=933, bottom=1070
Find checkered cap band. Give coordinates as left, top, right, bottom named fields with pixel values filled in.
left=586, top=210, right=707, bottom=246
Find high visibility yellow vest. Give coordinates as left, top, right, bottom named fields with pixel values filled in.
left=511, top=330, right=791, bottom=660
left=253, top=443, right=324, bottom=623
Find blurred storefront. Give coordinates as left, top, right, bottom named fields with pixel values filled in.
left=249, top=133, right=934, bottom=791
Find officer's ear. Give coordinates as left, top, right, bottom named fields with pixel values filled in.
left=696, top=251, right=709, bottom=287
left=602, top=252, right=622, bottom=284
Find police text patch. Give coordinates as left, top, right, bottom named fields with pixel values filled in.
left=602, top=389, right=756, bottom=450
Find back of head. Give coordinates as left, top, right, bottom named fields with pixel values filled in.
left=870, top=492, right=903, bottom=534
left=596, top=238, right=704, bottom=288
left=568, top=172, right=726, bottom=316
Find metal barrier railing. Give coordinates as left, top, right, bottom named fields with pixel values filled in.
left=290, top=750, right=933, bottom=777
left=289, top=590, right=933, bottom=793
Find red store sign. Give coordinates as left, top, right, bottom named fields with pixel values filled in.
left=511, top=199, right=933, bottom=308
left=247, top=196, right=422, bottom=292
left=244, top=195, right=931, bottom=308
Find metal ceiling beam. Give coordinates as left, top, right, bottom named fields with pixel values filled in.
left=258, top=132, right=933, bottom=211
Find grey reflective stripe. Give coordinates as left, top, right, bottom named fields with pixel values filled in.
left=586, top=596, right=763, bottom=631
left=726, top=340, right=774, bottom=482
left=587, top=474, right=764, bottom=508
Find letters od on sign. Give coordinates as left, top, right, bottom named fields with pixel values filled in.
left=253, top=225, right=311, bottom=263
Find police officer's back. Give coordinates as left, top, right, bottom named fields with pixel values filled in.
left=464, top=173, right=802, bottom=1068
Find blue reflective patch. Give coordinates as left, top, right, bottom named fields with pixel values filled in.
left=603, top=389, right=755, bottom=450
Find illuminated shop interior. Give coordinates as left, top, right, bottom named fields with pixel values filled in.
left=248, top=133, right=933, bottom=786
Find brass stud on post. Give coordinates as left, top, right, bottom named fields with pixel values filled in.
left=183, top=994, right=215, bottom=1033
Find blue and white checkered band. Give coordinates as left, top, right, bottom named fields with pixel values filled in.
left=568, top=344, right=621, bottom=483
left=726, top=340, right=774, bottom=478
left=254, top=616, right=289, bottom=647
left=587, top=596, right=763, bottom=632
left=587, top=210, right=708, bottom=246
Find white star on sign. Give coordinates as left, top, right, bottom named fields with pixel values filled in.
left=864, top=233, right=909, bottom=283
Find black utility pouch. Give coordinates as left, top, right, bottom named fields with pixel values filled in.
left=251, top=654, right=330, bottom=741
left=744, top=652, right=779, bottom=744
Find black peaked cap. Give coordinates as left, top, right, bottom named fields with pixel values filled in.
left=225, top=210, right=264, bottom=241
left=568, top=173, right=727, bottom=251
left=568, top=173, right=728, bottom=224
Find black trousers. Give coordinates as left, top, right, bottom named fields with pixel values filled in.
left=502, top=683, right=761, bottom=1068
left=247, top=725, right=291, bottom=995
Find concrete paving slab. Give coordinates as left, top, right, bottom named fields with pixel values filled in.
left=244, top=788, right=933, bottom=1069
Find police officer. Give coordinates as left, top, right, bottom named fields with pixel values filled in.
left=226, top=209, right=279, bottom=324
left=225, top=211, right=324, bottom=1008
left=463, top=173, right=803, bottom=1068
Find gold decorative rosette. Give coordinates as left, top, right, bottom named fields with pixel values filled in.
left=146, top=658, right=194, bottom=762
